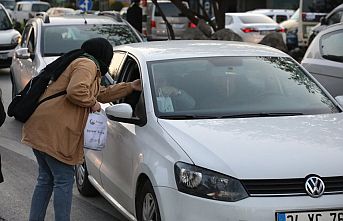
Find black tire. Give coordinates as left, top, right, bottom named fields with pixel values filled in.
left=136, top=180, right=161, bottom=221
left=75, top=162, right=98, bottom=197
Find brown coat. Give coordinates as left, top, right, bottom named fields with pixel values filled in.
left=22, top=58, right=133, bottom=165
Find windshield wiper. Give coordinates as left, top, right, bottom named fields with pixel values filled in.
left=322, top=55, right=343, bottom=62
left=219, top=112, right=304, bottom=118
left=159, top=114, right=218, bottom=120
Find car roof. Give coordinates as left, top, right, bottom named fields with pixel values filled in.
left=33, top=14, right=127, bottom=26
left=115, top=40, right=289, bottom=61
left=248, top=9, right=294, bottom=14
left=16, top=1, right=50, bottom=5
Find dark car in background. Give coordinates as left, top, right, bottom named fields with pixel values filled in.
left=301, top=22, right=343, bottom=98
left=10, top=13, right=143, bottom=98
left=308, top=3, right=343, bottom=45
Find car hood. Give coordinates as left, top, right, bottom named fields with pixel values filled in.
left=0, top=29, right=20, bottom=44
left=158, top=114, right=343, bottom=179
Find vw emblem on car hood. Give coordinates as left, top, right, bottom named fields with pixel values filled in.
left=305, top=176, right=325, bottom=198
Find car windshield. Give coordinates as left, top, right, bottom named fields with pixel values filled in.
left=155, top=2, right=184, bottom=17
left=290, top=8, right=299, bottom=20
left=0, top=8, right=12, bottom=30
left=42, top=24, right=140, bottom=56
left=239, top=15, right=275, bottom=24
left=31, top=4, right=50, bottom=12
left=1, top=1, right=15, bottom=10
left=149, top=56, right=340, bottom=119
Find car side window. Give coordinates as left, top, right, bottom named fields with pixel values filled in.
left=108, top=51, right=127, bottom=81
left=320, top=30, right=343, bottom=63
left=116, top=56, right=145, bottom=119
left=21, top=25, right=32, bottom=48
left=27, top=27, right=35, bottom=53
left=225, top=15, right=233, bottom=25
left=327, top=11, right=343, bottom=25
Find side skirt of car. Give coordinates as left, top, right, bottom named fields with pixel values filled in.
left=87, top=175, right=137, bottom=221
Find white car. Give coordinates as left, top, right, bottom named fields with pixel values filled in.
left=76, top=40, right=343, bottom=221
left=247, top=9, right=294, bottom=23
left=0, top=3, right=20, bottom=68
left=302, top=23, right=343, bottom=98
left=225, top=12, right=286, bottom=44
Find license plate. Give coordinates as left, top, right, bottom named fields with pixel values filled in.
left=276, top=209, right=343, bottom=221
left=172, top=24, right=184, bottom=29
left=260, top=30, right=271, bottom=35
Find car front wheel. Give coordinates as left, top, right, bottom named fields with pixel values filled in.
left=75, top=162, right=98, bottom=197
left=136, top=180, right=161, bottom=221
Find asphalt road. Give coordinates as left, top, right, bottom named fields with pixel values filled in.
left=0, top=68, right=128, bottom=221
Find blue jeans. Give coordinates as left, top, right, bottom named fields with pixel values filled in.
left=29, top=149, right=75, bottom=221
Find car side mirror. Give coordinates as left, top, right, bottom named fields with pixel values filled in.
left=320, top=17, right=327, bottom=25
left=105, top=103, right=144, bottom=126
left=335, top=95, right=343, bottom=107
left=15, top=48, right=30, bottom=59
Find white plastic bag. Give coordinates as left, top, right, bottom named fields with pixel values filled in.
left=84, top=112, right=107, bottom=150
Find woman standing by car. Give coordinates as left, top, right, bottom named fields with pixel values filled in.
left=22, top=38, right=141, bottom=221
left=0, top=88, right=6, bottom=183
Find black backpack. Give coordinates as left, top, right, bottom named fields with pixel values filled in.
left=7, top=74, right=66, bottom=123
left=7, top=49, right=85, bottom=123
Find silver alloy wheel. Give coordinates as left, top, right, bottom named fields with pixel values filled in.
left=142, top=193, right=157, bottom=221
left=77, top=164, right=85, bottom=185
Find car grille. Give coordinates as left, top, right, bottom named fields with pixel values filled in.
left=241, top=176, right=343, bottom=196
left=0, top=43, right=18, bottom=50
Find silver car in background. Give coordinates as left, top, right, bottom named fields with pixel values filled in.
left=225, top=12, right=286, bottom=44
left=10, top=13, right=143, bottom=98
left=146, top=0, right=191, bottom=40
left=302, top=22, right=343, bottom=98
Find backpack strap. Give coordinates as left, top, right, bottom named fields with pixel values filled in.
left=38, top=90, right=67, bottom=105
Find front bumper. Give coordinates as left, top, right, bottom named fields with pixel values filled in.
left=155, top=186, right=343, bottom=221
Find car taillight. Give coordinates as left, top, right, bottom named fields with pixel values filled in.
left=277, top=27, right=285, bottom=32
left=151, top=20, right=156, bottom=28
left=188, top=22, right=196, bottom=28
left=241, top=27, right=258, bottom=33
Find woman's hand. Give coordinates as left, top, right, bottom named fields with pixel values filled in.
left=131, top=79, right=142, bottom=91
left=91, top=101, right=101, bottom=112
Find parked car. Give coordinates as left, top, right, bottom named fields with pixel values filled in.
left=46, top=7, right=75, bottom=16
left=302, top=22, right=343, bottom=98
left=225, top=12, right=286, bottom=44
left=76, top=40, right=343, bottom=221
left=247, top=9, right=294, bottom=23
left=0, top=3, right=21, bottom=68
left=10, top=13, right=143, bottom=99
left=145, top=0, right=191, bottom=40
left=12, top=1, right=50, bottom=24
left=308, top=3, right=343, bottom=45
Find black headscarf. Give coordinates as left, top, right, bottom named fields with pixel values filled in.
left=44, top=37, right=113, bottom=82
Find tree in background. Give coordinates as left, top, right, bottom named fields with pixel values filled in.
left=170, top=0, right=229, bottom=31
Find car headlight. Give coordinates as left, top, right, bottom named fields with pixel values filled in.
left=11, top=34, right=21, bottom=45
left=174, top=162, right=248, bottom=202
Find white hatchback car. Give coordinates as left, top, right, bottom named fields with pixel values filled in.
left=76, top=40, right=343, bottom=221
left=225, top=12, right=286, bottom=44
left=0, top=3, right=20, bottom=68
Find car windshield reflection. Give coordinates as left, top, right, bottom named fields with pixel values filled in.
left=149, top=56, right=340, bottom=119
left=42, top=24, right=140, bottom=56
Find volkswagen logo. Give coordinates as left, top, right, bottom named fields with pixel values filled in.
left=305, top=176, right=325, bottom=198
